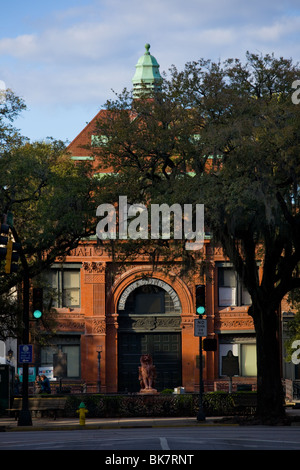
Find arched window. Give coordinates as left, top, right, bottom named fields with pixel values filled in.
left=120, top=285, right=178, bottom=315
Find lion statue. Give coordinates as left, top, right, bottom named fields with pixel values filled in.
left=138, top=354, right=157, bottom=391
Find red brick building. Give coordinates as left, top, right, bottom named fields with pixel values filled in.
left=34, top=45, right=257, bottom=394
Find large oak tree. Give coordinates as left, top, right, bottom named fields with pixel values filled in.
left=92, top=52, right=300, bottom=422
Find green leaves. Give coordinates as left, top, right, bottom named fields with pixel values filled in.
left=0, top=89, right=27, bottom=152
left=91, top=51, right=300, bottom=300
left=0, top=138, right=96, bottom=285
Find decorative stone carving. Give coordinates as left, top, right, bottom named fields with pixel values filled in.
left=83, top=262, right=105, bottom=273
left=83, top=262, right=106, bottom=283
left=181, top=317, right=194, bottom=329
left=92, top=319, right=106, bottom=334
left=215, top=314, right=254, bottom=331
left=118, top=315, right=181, bottom=332
left=56, top=319, right=85, bottom=331
left=85, top=318, right=106, bottom=335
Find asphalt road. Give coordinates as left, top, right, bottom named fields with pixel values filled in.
left=1, top=425, right=300, bottom=451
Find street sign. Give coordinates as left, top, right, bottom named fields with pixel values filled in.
left=19, top=344, right=33, bottom=363
left=194, top=318, right=207, bottom=337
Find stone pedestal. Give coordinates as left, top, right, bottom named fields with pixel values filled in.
left=139, top=388, right=158, bottom=394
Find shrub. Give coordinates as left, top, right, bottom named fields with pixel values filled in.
left=63, top=392, right=255, bottom=418
left=202, top=392, right=235, bottom=416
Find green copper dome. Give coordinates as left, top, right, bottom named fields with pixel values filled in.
left=132, top=44, right=163, bottom=97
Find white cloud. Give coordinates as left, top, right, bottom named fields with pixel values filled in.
left=249, top=16, right=300, bottom=42
left=0, top=24, right=121, bottom=64
left=1, top=0, right=300, bottom=141
left=0, top=34, right=39, bottom=58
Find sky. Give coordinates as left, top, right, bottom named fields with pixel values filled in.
left=1, top=0, right=300, bottom=144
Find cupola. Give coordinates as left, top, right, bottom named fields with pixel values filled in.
left=132, top=44, right=163, bottom=98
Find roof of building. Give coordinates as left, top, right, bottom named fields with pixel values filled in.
left=68, top=45, right=163, bottom=158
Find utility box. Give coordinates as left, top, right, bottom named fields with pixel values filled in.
left=0, top=364, right=15, bottom=412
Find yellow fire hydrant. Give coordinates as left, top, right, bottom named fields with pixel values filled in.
left=76, top=402, right=88, bottom=425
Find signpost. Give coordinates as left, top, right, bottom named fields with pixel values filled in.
left=18, top=263, right=32, bottom=426
left=194, top=319, right=207, bottom=421
left=3, top=215, right=32, bottom=426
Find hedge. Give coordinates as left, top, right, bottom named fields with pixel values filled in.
left=63, top=392, right=256, bottom=418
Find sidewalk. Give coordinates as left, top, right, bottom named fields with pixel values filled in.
left=0, top=415, right=230, bottom=431
left=1, top=408, right=300, bottom=431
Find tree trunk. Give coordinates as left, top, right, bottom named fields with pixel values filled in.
left=251, top=302, right=286, bottom=423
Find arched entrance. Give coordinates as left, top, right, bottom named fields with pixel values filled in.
left=117, top=278, right=182, bottom=392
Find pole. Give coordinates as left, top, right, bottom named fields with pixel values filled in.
left=18, top=268, right=32, bottom=426
left=197, top=336, right=205, bottom=421
left=97, top=347, right=101, bottom=393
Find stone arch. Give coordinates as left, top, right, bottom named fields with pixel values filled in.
left=105, top=267, right=194, bottom=392
left=117, top=277, right=181, bottom=313
left=108, top=266, right=193, bottom=315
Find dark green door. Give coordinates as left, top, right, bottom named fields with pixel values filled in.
left=118, top=332, right=182, bottom=392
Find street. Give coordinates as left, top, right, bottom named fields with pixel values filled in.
left=1, top=425, right=300, bottom=451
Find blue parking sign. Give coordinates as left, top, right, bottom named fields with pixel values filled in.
left=19, top=344, right=33, bottom=363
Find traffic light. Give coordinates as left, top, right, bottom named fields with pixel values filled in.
left=196, top=284, right=206, bottom=315
left=4, top=239, right=20, bottom=273
left=32, top=287, right=43, bottom=319
left=0, top=216, right=20, bottom=273
left=4, top=239, right=13, bottom=273
left=203, top=338, right=217, bottom=351
left=0, top=223, right=9, bottom=260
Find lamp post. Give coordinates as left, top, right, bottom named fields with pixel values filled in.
left=7, top=348, right=13, bottom=361
left=96, top=346, right=102, bottom=393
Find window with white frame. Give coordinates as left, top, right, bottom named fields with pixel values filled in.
left=218, top=265, right=251, bottom=307
left=46, top=264, right=81, bottom=308
left=219, top=339, right=257, bottom=377
left=40, top=336, right=81, bottom=379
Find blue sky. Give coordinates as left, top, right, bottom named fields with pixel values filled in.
left=1, top=0, right=300, bottom=144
